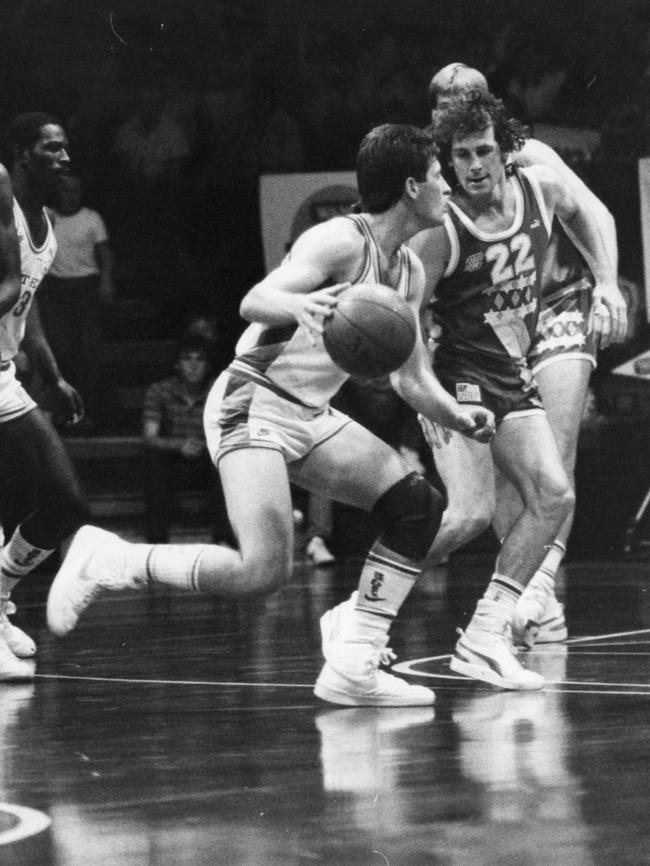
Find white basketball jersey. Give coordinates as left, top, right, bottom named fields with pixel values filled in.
left=0, top=200, right=57, bottom=361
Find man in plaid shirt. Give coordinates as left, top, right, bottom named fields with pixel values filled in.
left=142, top=334, right=232, bottom=544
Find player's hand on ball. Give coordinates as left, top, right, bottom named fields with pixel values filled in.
left=296, top=282, right=350, bottom=345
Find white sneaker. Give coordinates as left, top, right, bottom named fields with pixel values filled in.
left=306, top=536, right=336, bottom=566
left=0, top=597, right=36, bottom=658
left=450, top=612, right=545, bottom=691
left=512, top=587, right=568, bottom=649
left=0, top=633, right=35, bottom=681
left=47, top=525, right=131, bottom=636
left=314, top=595, right=435, bottom=707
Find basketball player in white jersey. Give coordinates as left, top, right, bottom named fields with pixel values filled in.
left=47, top=123, right=495, bottom=707
left=423, top=64, right=626, bottom=650
left=0, top=113, right=88, bottom=680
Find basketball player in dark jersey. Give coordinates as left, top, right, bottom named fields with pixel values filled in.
left=425, top=64, right=626, bottom=651
left=47, top=124, right=494, bottom=707
left=411, top=90, right=617, bottom=689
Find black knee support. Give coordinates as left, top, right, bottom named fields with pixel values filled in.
left=371, top=472, right=444, bottom=561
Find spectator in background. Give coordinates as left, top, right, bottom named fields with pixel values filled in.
left=38, top=172, right=114, bottom=431
left=108, top=78, right=194, bottom=317
left=142, top=334, right=232, bottom=546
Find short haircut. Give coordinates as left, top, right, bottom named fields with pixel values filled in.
left=356, top=123, right=438, bottom=214
left=431, top=89, right=528, bottom=160
left=4, top=111, right=62, bottom=166
left=176, top=334, right=213, bottom=363
left=428, top=63, right=488, bottom=108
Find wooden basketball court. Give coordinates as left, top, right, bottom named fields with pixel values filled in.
left=2, top=549, right=650, bottom=865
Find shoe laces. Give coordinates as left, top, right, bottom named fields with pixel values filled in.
left=363, top=645, right=396, bottom=676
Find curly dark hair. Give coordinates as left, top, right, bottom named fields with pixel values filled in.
left=431, top=89, right=528, bottom=163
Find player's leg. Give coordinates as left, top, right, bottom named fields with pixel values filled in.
left=46, top=444, right=297, bottom=636
left=419, top=418, right=496, bottom=568
left=292, top=419, right=443, bottom=706
left=511, top=358, right=592, bottom=644
left=0, top=406, right=88, bottom=673
left=450, top=412, right=573, bottom=690
left=497, top=359, right=592, bottom=646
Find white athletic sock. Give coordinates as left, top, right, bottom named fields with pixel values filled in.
left=349, top=543, right=420, bottom=640
left=123, top=543, right=210, bottom=592
left=0, top=527, right=54, bottom=595
left=481, top=572, right=524, bottom=619
left=528, top=540, right=565, bottom=596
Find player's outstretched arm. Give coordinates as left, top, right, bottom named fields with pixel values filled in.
left=521, top=142, right=627, bottom=345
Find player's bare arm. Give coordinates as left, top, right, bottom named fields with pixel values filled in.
left=0, top=165, right=23, bottom=317
left=409, top=225, right=450, bottom=308
left=240, top=218, right=360, bottom=341
left=390, top=261, right=495, bottom=443
left=522, top=151, right=627, bottom=344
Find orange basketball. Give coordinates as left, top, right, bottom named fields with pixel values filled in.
left=323, top=283, right=417, bottom=377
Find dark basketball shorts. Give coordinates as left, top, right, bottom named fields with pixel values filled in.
left=432, top=347, right=544, bottom=425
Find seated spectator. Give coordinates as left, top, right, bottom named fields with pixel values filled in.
left=142, top=334, right=233, bottom=545
left=38, top=172, right=114, bottom=431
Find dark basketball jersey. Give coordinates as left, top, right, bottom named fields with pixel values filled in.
left=431, top=166, right=552, bottom=370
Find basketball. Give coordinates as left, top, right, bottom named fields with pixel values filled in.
left=322, top=283, right=417, bottom=377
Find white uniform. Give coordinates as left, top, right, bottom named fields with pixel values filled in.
left=204, top=214, right=418, bottom=463
left=0, top=200, right=56, bottom=422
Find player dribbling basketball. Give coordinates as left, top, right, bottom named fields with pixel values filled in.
left=47, top=123, right=494, bottom=707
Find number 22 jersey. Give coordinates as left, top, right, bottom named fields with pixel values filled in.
left=431, top=165, right=551, bottom=384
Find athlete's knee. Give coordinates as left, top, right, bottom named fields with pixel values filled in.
left=238, top=545, right=293, bottom=596
left=530, top=470, right=575, bottom=523
left=372, top=472, right=444, bottom=561
left=445, top=495, right=494, bottom=547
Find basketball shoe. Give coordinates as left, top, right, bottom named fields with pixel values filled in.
left=512, top=585, right=568, bottom=650
left=0, top=633, right=35, bottom=681
left=0, top=596, right=36, bottom=658
left=47, top=525, right=133, bottom=636
left=450, top=600, right=545, bottom=690
left=314, top=592, right=435, bottom=706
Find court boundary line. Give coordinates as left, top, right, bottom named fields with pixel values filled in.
left=34, top=627, right=650, bottom=693
left=0, top=803, right=51, bottom=846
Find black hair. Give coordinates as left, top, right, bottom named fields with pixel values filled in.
left=356, top=123, right=438, bottom=214
left=4, top=111, right=62, bottom=166
left=431, top=89, right=528, bottom=163
left=176, top=334, right=213, bottom=363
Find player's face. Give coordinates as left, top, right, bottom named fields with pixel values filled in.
left=414, top=157, right=450, bottom=227
left=25, top=124, right=70, bottom=194
left=450, top=124, right=505, bottom=199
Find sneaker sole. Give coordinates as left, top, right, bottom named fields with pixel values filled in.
left=0, top=661, right=35, bottom=682
left=449, top=652, right=544, bottom=691
left=313, top=678, right=435, bottom=707
left=515, top=619, right=568, bottom=649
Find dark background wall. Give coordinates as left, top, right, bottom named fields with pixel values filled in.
left=0, top=0, right=648, bottom=352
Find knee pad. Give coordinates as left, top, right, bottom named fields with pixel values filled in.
left=372, top=472, right=444, bottom=561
